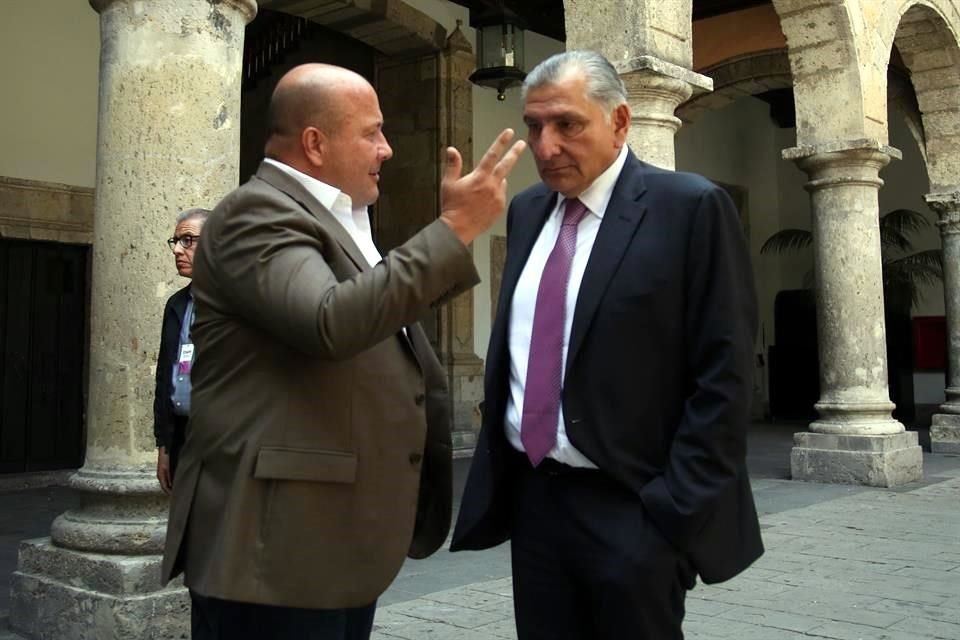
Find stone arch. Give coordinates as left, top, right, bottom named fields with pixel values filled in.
left=678, top=49, right=792, bottom=122
left=882, top=1, right=960, bottom=191
left=771, top=0, right=869, bottom=145
left=678, top=48, right=924, bottom=149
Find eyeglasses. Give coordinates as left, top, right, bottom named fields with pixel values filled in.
left=167, top=234, right=200, bottom=250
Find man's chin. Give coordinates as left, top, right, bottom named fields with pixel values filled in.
left=541, top=176, right=575, bottom=196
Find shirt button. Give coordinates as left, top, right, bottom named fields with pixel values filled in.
left=409, top=452, right=423, bottom=465
left=414, top=393, right=426, bottom=406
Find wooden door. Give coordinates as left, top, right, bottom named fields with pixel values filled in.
left=0, top=240, right=88, bottom=472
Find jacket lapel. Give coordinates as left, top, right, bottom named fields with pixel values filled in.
left=172, top=285, right=190, bottom=327
left=254, top=162, right=371, bottom=274
left=565, top=152, right=649, bottom=376
left=253, top=162, right=421, bottom=358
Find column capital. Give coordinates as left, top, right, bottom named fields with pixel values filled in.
left=925, top=191, right=960, bottom=236
left=90, top=0, right=258, bottom=22
left=783, top=139, right=902, bottom=191
left=617, top=55, right=713, bottom=98
left=619, top=56, right=710, bottom=170
left=783, top=138, right=902, bottom=165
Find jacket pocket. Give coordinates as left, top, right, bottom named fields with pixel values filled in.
left=253, top=447, right=357, bottom=483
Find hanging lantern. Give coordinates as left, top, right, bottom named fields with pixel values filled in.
left=468, top=8, right=526, bottom=101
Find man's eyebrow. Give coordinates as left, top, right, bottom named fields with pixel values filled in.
left=523, top=111, right=580, bottom=122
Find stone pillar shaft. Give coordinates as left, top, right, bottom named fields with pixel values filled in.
left=618, top=56, right=712, bottom=170
left=784, top=140, right=921, bottom=487
left=924, top=192, right=960, bottom=452
left=10, top=1, right=255, bottom=638
left=438, top=26, right=484, bottom=449
left=793, top=144, right=900, bottom=434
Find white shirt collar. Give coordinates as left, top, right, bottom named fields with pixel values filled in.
left=261, top=158, right=383, bottom=268
left=263, top=158, right=354, bottom=218
left=555, top=145, right=630, bottom=218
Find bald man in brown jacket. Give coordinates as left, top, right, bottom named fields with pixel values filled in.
left=162, top=64, right=525, bottom=640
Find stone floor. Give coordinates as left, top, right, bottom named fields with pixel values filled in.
left=3, top=421, right=960, bottom=639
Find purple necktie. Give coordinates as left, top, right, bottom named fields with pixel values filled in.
left=521, top=198, right=588, bottom=466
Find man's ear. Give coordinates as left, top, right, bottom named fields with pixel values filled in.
left=612, top=103, right=631, bottom=145
left=302, top=127, right=326, bottom=168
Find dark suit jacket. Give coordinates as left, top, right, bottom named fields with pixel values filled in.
left=452, top=151, right=763, bottom=584
left=153, top=284, right=190, bottom=452
left=162, top=162, right=480, bottom=609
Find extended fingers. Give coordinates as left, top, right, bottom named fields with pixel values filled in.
left=475, top=129, right=516, bottom=173
left=492, top=140, right=527, bottom=180
left=444, top=147, right=463, bottom=183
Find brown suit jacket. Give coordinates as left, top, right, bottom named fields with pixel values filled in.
left=161, top=161, right=479, bottom=609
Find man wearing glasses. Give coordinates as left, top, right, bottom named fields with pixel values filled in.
left=153, top=207, right=210, bottom=493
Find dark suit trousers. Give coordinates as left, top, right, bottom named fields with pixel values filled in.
left=190, top=591, right=376, bottom=640
left=510, top=454, right=695, bottom=640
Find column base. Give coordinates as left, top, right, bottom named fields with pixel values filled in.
left=791, top=431, right=922, bottom=487
left=931, top=413, right=960, bottom=453
left=9, top=538, right=188, bottom=640
left=444, top=354, right=485, bottom=457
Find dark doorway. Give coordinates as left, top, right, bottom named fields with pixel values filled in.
left=768, top=289, right=819, bottom=420
left=767, top=288, right=917, bottom=424
left=0, top=239, right=89, bottom=473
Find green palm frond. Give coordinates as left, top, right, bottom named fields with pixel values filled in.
left=883, top=250, right=943, bottom=310
left=879, top=209, right=930, bottom=253
left=883, top=249, right=944, bottom=286
left=760, top=229, right=813, bottom=254
left=762, top=209, right=943, bottom=312
left=880, top=208, right=930, bottom=235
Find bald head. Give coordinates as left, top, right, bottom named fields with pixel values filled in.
left=262, top=63, right=393, bottom=205
left=264, top=64, right=373, bottom=161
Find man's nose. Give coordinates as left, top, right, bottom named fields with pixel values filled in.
left=377, top=131, right=393, bottom=162
left=534, top=128, right=561, bottom=159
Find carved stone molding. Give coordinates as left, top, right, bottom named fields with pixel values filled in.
left=0, top=177, right=94, bottom=244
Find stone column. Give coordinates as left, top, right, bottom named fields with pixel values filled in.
left=618, top=56, right=712, bottom=170
left=9, top=1, right=255, bottom=638
left=924, top=192, right=960, bottom=452
left=784, top=140, right=922, bottom=487
left=438, top=24, right=484, bottom=451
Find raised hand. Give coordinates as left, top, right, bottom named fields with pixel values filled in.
left=440, top=128, right=526, bottom=245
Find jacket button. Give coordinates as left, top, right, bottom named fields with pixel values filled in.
left=414, top=393, right=426, bottom=406
left=409, top=452, right=423, bottom=465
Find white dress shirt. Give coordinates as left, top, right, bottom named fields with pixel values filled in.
left=263, top=158, right=383, bottom=268
left=505, top=145, right=630, bottom=468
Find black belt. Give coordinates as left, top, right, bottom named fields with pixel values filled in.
left=512, top=448, right=600, bottom=478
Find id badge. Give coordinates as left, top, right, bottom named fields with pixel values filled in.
left=178, top=343, right=194, bottom=375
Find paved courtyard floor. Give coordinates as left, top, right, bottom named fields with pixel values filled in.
left=2, top=422, right=959, bottom=639
left=373, top=471, right=960, bottom=639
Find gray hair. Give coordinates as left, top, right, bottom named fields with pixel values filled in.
left=175, top=207, right=211, bottom=224
left=522, top=50, right=628, bottom=113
